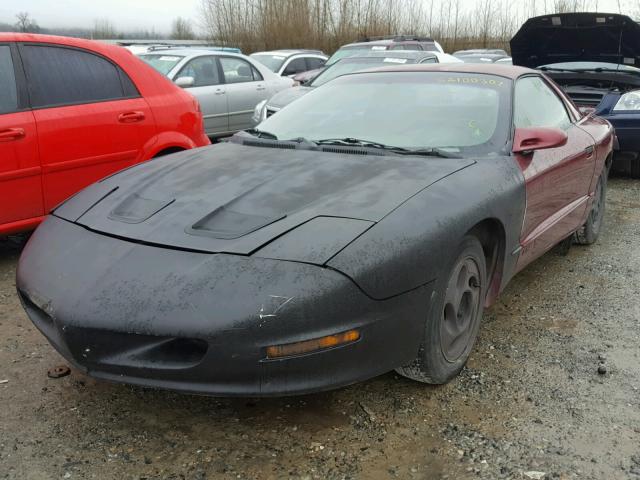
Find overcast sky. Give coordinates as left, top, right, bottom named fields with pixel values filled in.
left=0, top=0, right=201, bottom=33
left=0, top=0, right=634, bottom=34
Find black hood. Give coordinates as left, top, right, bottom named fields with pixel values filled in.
left=54, top=142, right=475, bottom=257
left=511, top=12, right=640, bottom=68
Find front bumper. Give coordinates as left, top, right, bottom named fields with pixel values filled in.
left=17, top=216, right=428, bottom=396
left=604, top=114, right=640, bottom=153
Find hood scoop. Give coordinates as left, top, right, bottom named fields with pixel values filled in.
left=109, top=193, right=175, bottom=224
left=188, top=207, right=286, bottom=240
left=61, top=142, right=476, bottom=255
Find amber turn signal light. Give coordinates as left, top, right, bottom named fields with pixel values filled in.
left=266, top=329, right=360, bottom=359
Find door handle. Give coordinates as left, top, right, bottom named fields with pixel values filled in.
left=585, top=145, right=595, bottom=158
left=118, top=111, right=145, bottom=123
left=0, top=128, right=25, bottom=142
left=256, top=84, right=266, bottom=91
left=215, top=88, right=226, bottom=95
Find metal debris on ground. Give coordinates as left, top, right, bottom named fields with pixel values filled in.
left=523, top=472, right=546, bottom=480
left=47, top=365, right=71, bottom=379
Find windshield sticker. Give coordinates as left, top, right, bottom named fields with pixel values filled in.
left=383, top=58, right=408, bottom=63
left=371, top=46, right=387, bottom=50
left=443, top=77, right=504, bottom=87
left=551, top=17, right=562, bottom=26
left=159, top=56, right=180, bottom=61
left=624, top=57, right=635, bottom=64
left=596, top=17, right=606, bottom=23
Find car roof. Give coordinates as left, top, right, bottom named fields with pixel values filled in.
left=342, top=36, right=437, bottom=49
left=454, top=48, right=509, bottom=56
left=0, top=32, right=126, bottom=56
left=140, top=48, right=245, bottom=58
left=341, top=39, right=395, bottom=48
left=340, top=50, right=436, bottom=60
left=252, top=49, right=325, bottom=56
left=354, top=62, right=536, bottom=79
left=456, top=53, right=511, bottom=62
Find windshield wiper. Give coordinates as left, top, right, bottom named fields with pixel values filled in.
left=315, top=137, right=424, bottom=154
left=540, top=66, right=640, bottom=75
left=589, top=67, right=640, bottom=75
left=397, top=147, right=461, bottom=158
left=539, top=67, right=578, bottom=73
left=314, top=138, right=460, bottom=158
left=245, top=128, right=278, bottom=140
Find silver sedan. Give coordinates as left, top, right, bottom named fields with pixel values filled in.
left=139, top=49, right=294, bottom=138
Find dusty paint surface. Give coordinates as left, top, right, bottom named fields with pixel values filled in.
left=1, top=178, right=639, bottom=480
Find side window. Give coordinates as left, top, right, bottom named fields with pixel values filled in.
left=177, top=56, right=221, bottom=87
left=306, top=57, right=326, bottom=70
left=251, top=65, right=263, bottom=81
left=21, top=45, right=130, bottom=108
left=282, top=57, right=307, bottom=76
left=420, top=56, right=438, bottom=64
left=220, top=57, right=259, bottom=83
left=389, top=45, right=405, bottom=50
left=0, top=46, right=18, bottom=114
left=514, top=76, right=572, bottom=130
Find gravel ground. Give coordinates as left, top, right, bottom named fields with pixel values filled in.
left=1, top=178, right=639, bottom=480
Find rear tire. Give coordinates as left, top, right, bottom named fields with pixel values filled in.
left=575, top=173, right=606, bottom=245
left=397, top=236, right=487, bottom=384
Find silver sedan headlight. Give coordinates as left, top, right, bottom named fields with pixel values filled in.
left=252, top=100, right=267, bottom=124
left=613, top=90, right=640, bottom=111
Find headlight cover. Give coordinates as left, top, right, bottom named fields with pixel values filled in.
left=613, top=90, right=640, bottom=111
left=252, top=100, right=267, bottom=124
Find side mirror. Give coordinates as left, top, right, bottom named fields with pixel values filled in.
left=512, top=127, right=568, bottom=154
left=579, top=106, right=596, bottom=117
left=175, top=76, right=195, bottom=88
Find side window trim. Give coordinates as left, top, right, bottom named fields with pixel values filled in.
left=219, top=55, right=259, bottom=84
left=537, top=75, right=575, bottom=125
left=540, top=75, right=580, bottom=123
left=17, top=42, right=141, bottom=110
left=281, top=57, right=293, bottom=75
left=282, top=56, right=307, bottom=75
left=174, top=55, right=222, bottom=87
left=251, top=64, right=263, bottom=82
left=513, top=74, right=572, bottom=132
left=0, top=43, right=30, bottom=112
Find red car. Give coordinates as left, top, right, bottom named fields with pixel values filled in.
left=0, top=34, right=210, bottom=236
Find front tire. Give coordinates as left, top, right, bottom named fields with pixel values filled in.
left=397, top=236, right=487, bottom=384
left=575, top=173, right=606, bottom=245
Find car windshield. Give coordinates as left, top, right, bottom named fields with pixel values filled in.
left=538, top=61, right=640, bottom=73
left=257, top=72, right=510, bottom=155
left=310, top=56, right=417, bottom=87
left=138, top=54, right=185, bottom=76
left=326, top=45, right=384, bottom=65
left=250, top=54, right=287, bottom=72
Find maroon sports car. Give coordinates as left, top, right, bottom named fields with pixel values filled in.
left=17, top=64, right=613, bottom=396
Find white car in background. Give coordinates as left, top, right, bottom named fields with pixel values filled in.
left=250, top=49, right=328, bottom=77
left=254, top=50, right=462, bottom=122
left=139, top=49, right=293, bottom=138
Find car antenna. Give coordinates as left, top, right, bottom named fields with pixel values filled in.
left=617, top=23, right=624, bottom=72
